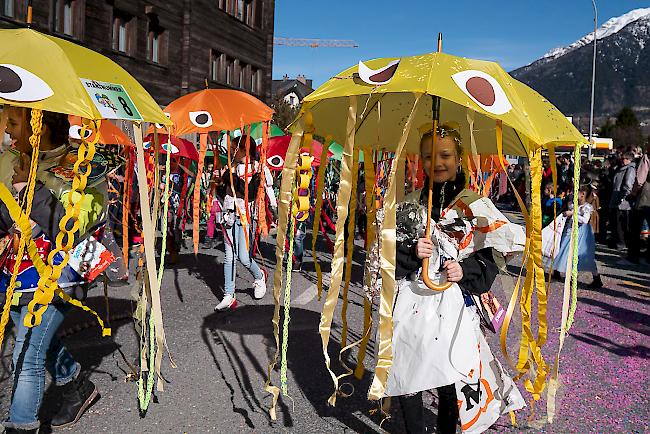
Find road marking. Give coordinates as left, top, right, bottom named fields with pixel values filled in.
left=294, top=284, right=318, bottom=305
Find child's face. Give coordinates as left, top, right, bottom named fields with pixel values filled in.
left=544, top=185, right=553, bottom=196
left=5, top=106, right=30, bottom=153
left=420, top=135, right=459, bottom=183
left=578, top=191, right=586, bottom=203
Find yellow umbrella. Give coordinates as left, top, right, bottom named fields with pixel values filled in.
left=266, top=48, right=584, bottom=421
left=0, top=28, right=170, bottom=124
left=295, top=51, right=585, bottom=155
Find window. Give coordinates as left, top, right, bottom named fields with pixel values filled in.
left=236, top=0, right=244, bottom=20
left=239, top=61, right=248, bottom=89
left=146, top=14, right=167, bottom=64
left=54, top=0, right=84, bottom=39
left=112, top=11, right=135, bottom=55
left=225, top=56, right=235, bottom=86
left=218, top=0, right=228, bottom=10
left=3, top=0, right=26, bottom=20
left=251, top=67, right=262, bottom=94
left=210, top=49, right=224, bottom=82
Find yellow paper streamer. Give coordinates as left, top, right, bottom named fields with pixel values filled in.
left=368, top=93, right=422, bottom=401
left=311, top=138, right=332, bottom=301
left=265, top=125, right=303, bottom=420
left=318, top=96, right=357, bottom=406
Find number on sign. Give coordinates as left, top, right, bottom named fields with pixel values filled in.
left=118, top=96, right=134, bottom=116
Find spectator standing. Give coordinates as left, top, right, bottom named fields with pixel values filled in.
left=608, top=152, right=636, bottom=250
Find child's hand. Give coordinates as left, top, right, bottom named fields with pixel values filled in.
left=443, top=260, right=463, bottom=282
left=12, top=153, right=30, bottom=185
left=416, top=238, right=433, bottom=259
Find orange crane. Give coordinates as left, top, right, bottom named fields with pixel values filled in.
left=273, top=37, right=359, bottom=48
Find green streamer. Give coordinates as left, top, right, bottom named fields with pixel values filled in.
left=566, top=144, right=582, bottom=330
left=281, top=202, right=296, bottom=396
left=138, top=143, right=171, bottom=413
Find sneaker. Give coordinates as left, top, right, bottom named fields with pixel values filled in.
left=214, top=294, right=237, bottom=311
left=253, top=270, right=268, bottom=299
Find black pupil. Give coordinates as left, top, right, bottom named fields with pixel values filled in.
left=196, top=113, right=209, bottom=125
left=0, top=66, right=22, bottom=93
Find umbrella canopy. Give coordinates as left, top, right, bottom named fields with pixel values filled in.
left=328, top=141, right=365, bottom=163
left=144, top=133, right=199, bottom=161
left=68, top=115, right=132, bottom=146
left=0, top=29, right=170, bottom=124
left=158, top=89, right=273, bottom=135
left=246, top=122, right=285, bottom=139
left=266, top=135, right=331, bottom=171
left=295, top=51, right=586, bottom=155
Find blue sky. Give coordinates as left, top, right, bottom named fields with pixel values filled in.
left=273, top=0, right=649, bottom=86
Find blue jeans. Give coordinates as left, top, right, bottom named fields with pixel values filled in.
left=294, top=223, right=306, bottom=263
left=223, top=219, right=263, bottom=295
left=4, top=304, right=79, bottom=430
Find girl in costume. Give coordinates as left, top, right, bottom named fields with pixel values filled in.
left=549, top=184, right=602, bottom=288
left=388, top=123, right=526, bottom=434
left=0, top=108, right=109, bottom=433
left=214, top=135, right=267, bottom=311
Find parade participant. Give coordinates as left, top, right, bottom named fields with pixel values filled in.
left=389, top=123, right=525, bottom=434
left=214, top=135, right=267, bottom=311
left=0, top=107, right=100, bottom=433
left=542, top=181, right=562, bottom=227
left=550, top=185, right=603, bottom=288
left=608, top=152, right=636, bottom=250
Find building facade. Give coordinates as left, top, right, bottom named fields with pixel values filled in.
left=0, top=0, right=275, bottom=105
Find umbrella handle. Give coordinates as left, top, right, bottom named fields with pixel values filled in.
left=421, top=101, right=451, bottom=292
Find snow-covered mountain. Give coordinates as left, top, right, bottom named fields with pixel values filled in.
left=542, top=7, right=650, bottom=61
left=511, top=8, right=650, bottom=130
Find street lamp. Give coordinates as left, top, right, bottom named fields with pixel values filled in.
left=588, top=0, right=598, bottom=160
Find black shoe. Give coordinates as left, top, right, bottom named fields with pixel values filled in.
left=552, top=270, right=562, bottom=281
left=50, top=375, right=99, bottom=429
left=587, top=275, right=603, bottom=289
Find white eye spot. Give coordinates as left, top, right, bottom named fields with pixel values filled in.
left=162, top=141, right=179, bottom=154
left=68, top=125, right=92, bottom=140
left=143, top=141, right=152, bottom=150
left=155, top=112, right=171, bottom=129
left=358, top=59, right=400, bottom=85
left=451, top=70, right=512, bottom=115
left=267, top=155, right=284, bottom=170
left=189, top=111, right=213, bottom=128
left=0, top=64, right=53, bottom=102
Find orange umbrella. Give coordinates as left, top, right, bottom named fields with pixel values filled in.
left=151, top=89, right=274, bottom=255
left=68, top=115, right=132, bottom=146
left=153, top=89, right=273, bottom=135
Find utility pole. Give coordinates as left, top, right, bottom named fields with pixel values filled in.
left=588, top=0, right=598, bottom=160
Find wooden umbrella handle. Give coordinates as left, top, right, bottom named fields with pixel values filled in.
left=421, top=115, right=452, bottom=292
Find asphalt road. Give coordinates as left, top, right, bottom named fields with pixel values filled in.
left=1, top=225, right=649, bottom=433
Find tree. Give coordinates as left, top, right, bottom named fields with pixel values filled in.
left=271, top=98, right=299, bottom=130
left=598, top=107, right=644, bottom=149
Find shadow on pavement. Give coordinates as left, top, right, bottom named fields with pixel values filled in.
left=578, top=295, right=650, bottom=337
left=572, top=332, right=650, bottom=359
left=200, top=305, right=425, bottom=433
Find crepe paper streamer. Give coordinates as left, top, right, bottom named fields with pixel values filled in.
left=566, top=144, right=582, bottom=330
left=138, top=309, right=156, bottom=412
left=25, top=117, right=107, bottom=331
left=193, top=133, right=208, bottom=255
left=311, top=139, right=333, bottom=301
left=281, top=205, right=296, bottom=396
left=256, top=122, right=270, bottom=238
left=133, top=123, right=172, bottom=392
left=317, top=96, right=358, bottom=407
left=354, top=146, right=377, bottom=379
left=122, top=148, right=132, bottom=268
left=0, top=108, right=42, bottom=348
left=546, top=172, right=579, bottom=422
left=368, top=94, right=422, bottom=401
left=265, top=127, right=303, bottom=421
left=158, top=141, right=172, bottom=288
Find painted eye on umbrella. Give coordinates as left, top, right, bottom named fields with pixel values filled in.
left=155, top=112, right=171, bottom=129
left=68, top=125, right=92, bottom=140
left=142, top=141, right=152, bottom=150
left=162, top=142, right=180, bottom=154
left=451, top=70, right=512, bottom=115
left=189, top=111, right=213, bottom=128
left=357, top=59, right=400, bottom=85
left=267, top=155, right=284, bottom=169
left=0, top=64, right=54, bottom=102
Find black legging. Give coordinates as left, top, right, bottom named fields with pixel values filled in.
left=398, top=385, right=459, bottom=434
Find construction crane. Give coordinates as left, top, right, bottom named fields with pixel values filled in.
left=273, top=37, right=359, bottom=48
